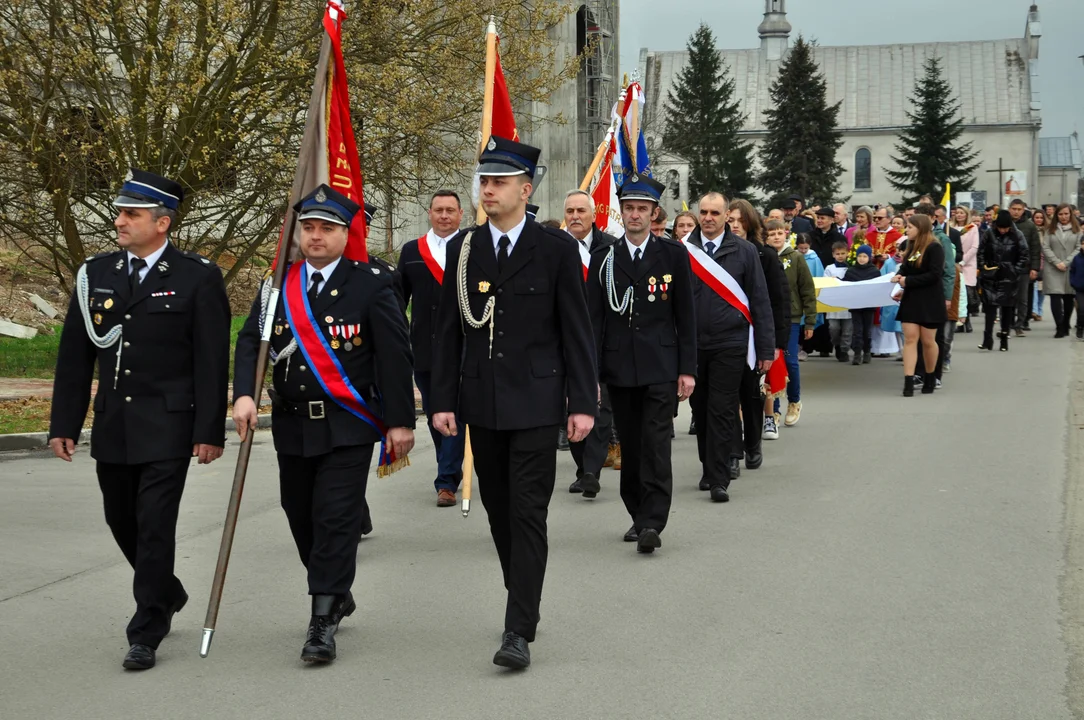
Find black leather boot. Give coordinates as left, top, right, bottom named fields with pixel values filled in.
left=903, top=376, right=914, bottom=397
left=999, top=332, right=1009, bottom=352
left=301, top=594, right=339, bottom=663
left=921, top=373, right=936, bottom=394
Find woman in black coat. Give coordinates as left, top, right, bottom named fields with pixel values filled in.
left=976, top=210, right=1030, bottom=352
left=890, top=213, right=945, bottom=396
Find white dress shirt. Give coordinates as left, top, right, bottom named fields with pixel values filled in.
left=127, top=242, right=169, bottom=283
left=488, top=214, right=528, bottom=256
left=306, top=256, right=341, bottom=294
left=425, top=229, right=453, bottom=267
left=625, top=236, right=649, bottom=262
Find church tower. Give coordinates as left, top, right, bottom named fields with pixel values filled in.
left=758, top=0, right=791, bottom=61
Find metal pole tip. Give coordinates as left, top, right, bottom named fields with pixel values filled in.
left=462, top=498, right=471, bottom=518
left=199, top=628, right=214, bottom=658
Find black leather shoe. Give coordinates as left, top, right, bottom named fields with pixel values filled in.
left=710, top=485, right=730, bottom=503
left=122, top=643, right=156, bottom=670
left=568, top=477, right=585, bottom=494
left=164, top=588, right=189, bottom=636
left=623, top=525, right=639, bottom=542
left=636, top=528, right=662, bottom=554
left=333, top=592, right=355, bottom=624
left=579, top=473, right=600, bottom=499
left=745, top=449, right=763, bottom=470
left=728, top=457, right=741, bottom=479
left=698, top=477, right=710, bottom=491
left=493, top=631, right=531, bottom=669
left=301, top=595, right=338, bottom=663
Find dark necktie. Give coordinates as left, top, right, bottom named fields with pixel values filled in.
left=704, top=241, right=716, bottom=256
left=633, top=247, right=642, bottom=269
left=129, top=258, right=146, bottom=294
left=308, top=271, right=324, bottom=306
left=497, top=235, right=510, bottom=274
left=579, top=239, right=588, bottom=251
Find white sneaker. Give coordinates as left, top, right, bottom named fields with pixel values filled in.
left=763, top=415, right=779, bottom=440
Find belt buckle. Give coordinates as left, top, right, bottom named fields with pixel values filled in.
left=308, top=400, right=325, bottom=420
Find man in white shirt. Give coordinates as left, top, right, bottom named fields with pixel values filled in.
left=398, top=191, right=465, bottom=506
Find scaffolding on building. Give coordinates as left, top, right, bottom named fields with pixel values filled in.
left=579, top=0, right=618, bottom=178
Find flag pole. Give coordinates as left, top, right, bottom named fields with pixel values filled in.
left=200, top=211, right=295, bottom=658
left=461, top=16, right=499, bottom=518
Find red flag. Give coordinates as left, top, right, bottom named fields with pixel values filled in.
left=273, top=0, right=368, bottom=268
left=490, top=39, right=518, bottom=141
left=591, top=134, right=623, bottom=236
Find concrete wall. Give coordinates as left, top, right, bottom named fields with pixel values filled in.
left=1038, top=169, right=1080, bottom=207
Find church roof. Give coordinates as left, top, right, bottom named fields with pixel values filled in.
left=641, top=38, right=1039, bottom=135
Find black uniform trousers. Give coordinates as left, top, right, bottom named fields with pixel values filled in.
left=610, top=382, right=676, bottom=533
left=96, top=458, right=190, bottom=649
left=470, top=425, right=557, bottom=643
left=277, top=444, right=374, bottom=596
left=569, top=383, right=613, bottom=479
left=690, top=347, right=746, bottom=489
left=730, top=366, right=764, bottom=460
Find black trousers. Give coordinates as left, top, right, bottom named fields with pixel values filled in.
left=610, top=382, right=676, bottom=534
left=277, top=444, right=374, bottom=596
left=966, top=285, right=979, bottom=316
left=470, top=425, right=557, bottom=643
left=690, top=347, right=745, bottom=489
left=730, top=366, right=764, bottom=460
left=570, top=383, right=612, bottom=479
left=850, top=309, right=875, bottom=354
left=802, top=323, right=833, bottom=354
left=983, top=305, right=1015, bottom=342
left=1050, top=294, right=1075, bottom=334
left=96, top=457, right=190, bottom=648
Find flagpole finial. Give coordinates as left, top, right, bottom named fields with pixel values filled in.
left=487, top=15, right=496, bottom=34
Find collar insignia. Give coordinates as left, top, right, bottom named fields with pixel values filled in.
left=114, top=259, right=124, bottom=270
left=158, top=261, right=169, bottom=272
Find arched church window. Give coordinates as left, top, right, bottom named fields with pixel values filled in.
left=855, top=148, right=872, bottom=190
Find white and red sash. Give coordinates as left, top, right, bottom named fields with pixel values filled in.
left=680, top=239, right=756, bottom=369
left=417, top=233, right=445, bottom=285
left=577, top=240, right=590, bottom=281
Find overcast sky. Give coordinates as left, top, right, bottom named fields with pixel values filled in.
left=619, top=0, right=1084, bottom=138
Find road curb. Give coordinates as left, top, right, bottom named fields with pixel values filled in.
left=0, top=414, right=274, bottom=452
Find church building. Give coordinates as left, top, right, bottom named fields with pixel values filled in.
left=639, top=1, right=1045, bottom=216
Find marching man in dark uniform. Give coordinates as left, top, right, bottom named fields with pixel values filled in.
left=586, top=176, right=696, bottom=553
left=232, top=184, right=415, bottom=664
left=48, top=169, right=231, bottom=670
left=398, top=190, right=466, bottom=507
left=430, top=136, right=597, bottom=670
left=564, top=188, right=620, bottom=497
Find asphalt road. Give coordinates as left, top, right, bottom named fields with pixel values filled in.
left=1, top=331, right=1080, bottom=720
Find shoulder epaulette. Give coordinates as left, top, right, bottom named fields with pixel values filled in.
left=180, top=250, right=215, bottom=266
left=539, top=224, right=576, bottom=244
left=85, top=250, right=118, bottom=262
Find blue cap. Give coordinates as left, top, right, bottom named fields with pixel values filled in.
left=478, top=135, right=541, bottom=178
left=526, top=203, right=539, bottom=220
left=363, top=202, right=377, bottom=225
left=618, top=175, right=665, bottom=204
left=856, top=244, right=873, bottom=257
left=293, top=184, right=360, bottom=227
left=113, top=169, right=184, bottom=210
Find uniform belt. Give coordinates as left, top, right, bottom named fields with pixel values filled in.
left=269, top=391, right=333, bottom=420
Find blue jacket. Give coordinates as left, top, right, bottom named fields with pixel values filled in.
left=1070, top=252, right=1084, bottom=292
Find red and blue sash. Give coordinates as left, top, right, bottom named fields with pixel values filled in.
left=281, top=262, right=408, bottom=475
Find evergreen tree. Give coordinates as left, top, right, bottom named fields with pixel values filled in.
left=886, top=57, right=980, bottom=205
left=661, top=23, right=754, bottom=200
left=757, top=35, right=844, bottom=207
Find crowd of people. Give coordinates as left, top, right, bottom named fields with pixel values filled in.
left=45, top=143, right=1084, bottom=674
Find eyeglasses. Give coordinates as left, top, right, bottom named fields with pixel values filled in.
left=873, top=215, right=888, bottom=220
